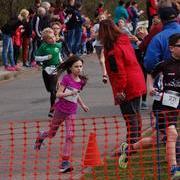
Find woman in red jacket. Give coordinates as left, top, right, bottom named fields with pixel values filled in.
left=99, top=19, right=146, bottom=146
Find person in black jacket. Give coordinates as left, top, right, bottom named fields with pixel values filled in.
left=21, top=9, right=34, bottom=67
left=65, top=0, right=85, bottom=55
left=32, top=6, right=46, bottom=48
left=1, top=10, right=27, bottom=71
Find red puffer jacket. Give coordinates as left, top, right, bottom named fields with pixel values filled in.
left=148, top=0, right=157, bottom=17
left=104, top=34, right=146, bottom=105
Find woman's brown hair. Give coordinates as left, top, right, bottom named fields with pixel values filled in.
left=99, top=19, right=121, bottom=51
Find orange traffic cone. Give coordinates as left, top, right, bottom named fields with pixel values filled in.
left=82, top=132, right=103, bottom=167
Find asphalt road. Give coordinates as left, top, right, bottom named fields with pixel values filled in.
left=0, top=54, right=120, bottom=122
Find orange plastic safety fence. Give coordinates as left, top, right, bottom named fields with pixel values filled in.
left=0, top=110, right=179, bottom=180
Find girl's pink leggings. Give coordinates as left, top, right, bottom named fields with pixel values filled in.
left=43, top=110, right=75, bottom=160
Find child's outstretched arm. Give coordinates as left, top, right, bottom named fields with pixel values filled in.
left=35, top=54, right=52, bottom=62
left=77, top=96, right=89, bottom=112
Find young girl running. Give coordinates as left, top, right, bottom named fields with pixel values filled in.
left=34, top=55, right=89, bottom=173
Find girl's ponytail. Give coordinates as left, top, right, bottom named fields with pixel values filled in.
left=79, top=74, right=88, bottom=89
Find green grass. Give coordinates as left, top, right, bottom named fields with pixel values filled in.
left=82, top=145, right=169, bottom=180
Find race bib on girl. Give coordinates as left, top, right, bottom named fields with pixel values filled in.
left=63, top=87, right=79, bottom=103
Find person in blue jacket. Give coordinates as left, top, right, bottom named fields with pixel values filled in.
left=144, top=7, right=180, bottom=72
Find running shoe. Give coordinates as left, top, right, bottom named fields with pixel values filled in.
left=59, top=161, right=73, bottom=173
left=34, top=131, right=45, bottom=150
left=5, top=66, right=16, bottom=71
left=23, top=62, right=31, bottom=67
left=119, top=142, right=129, bottom=169
left=171, top=166, right=180, bottom=180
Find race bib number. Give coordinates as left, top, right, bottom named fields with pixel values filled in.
left=63, top=88, right=79, bottom=103
left=162, top=92, right=179, bottom=108
left=44, top=66, right=57, bottom=75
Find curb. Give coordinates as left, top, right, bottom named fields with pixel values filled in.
left=0, top=71, right=20, bottom=81
left=0, top=66, right=41, bottom=82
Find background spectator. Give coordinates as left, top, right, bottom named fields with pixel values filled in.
left=130, top=1, right=144, bottom=34
left=1, top=10, right=25, bottom=71
left=146, top=0, right=158, bottom=31
left=114, top=0, right=129, bottom=25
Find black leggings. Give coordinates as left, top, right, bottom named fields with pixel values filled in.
left=120, top=97, right=142, bottom=145
left=42, top=70, right=57, bottom=109
left=50, top=91, right=56, bottom=108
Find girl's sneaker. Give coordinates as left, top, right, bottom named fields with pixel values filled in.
left=59, top=161, right=73, bottom=173
left=5, top=66, right=16, bottom=71
left=119, top=142, right=129, bottom=169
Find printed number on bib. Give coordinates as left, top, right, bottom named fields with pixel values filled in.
left=162, top=92, right=179, bottom=108
left=63, top=88, right=79, bottom=103
left=44, top=66, right=57, bottom=75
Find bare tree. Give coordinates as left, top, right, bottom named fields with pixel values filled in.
left=0, top=0, right=33, bottom=27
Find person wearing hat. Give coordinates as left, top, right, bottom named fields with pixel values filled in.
left=144, top=6, right=179, bottom=72
left=143, top=6, right=180, bottom=178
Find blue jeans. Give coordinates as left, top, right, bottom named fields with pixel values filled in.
left=72, top=28, right=82, bottom=54
left=67, top=28, right=82, bottom=55
left=67, top=29, right=73, bottom=53
left=2, top=34, right=15, bottom=66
